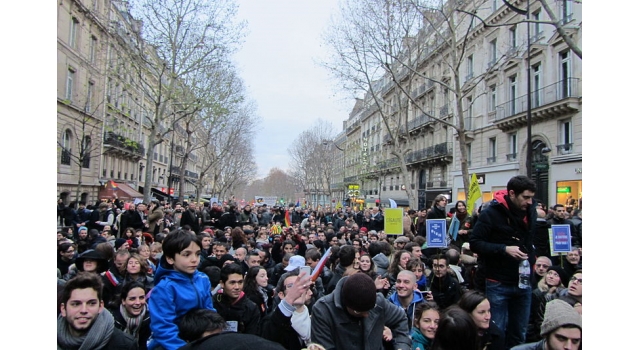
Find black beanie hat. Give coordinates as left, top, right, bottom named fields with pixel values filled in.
left=547, top=265, right=570, bottom=287
left=341, top=273, right=377, bottom=312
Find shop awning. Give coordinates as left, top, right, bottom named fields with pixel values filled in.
left=99, top=182, right=144, bottom=200
left=150, top=187, right=171, bottom=201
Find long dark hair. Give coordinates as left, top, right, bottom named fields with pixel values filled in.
left=431, top=306, right=479, bottom=350
left=243, top=266, right=267, bottom=294
left=458, top=290, right=487, bottom=314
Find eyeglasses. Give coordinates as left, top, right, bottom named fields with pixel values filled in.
left=570, top=276, right=582, bottom=285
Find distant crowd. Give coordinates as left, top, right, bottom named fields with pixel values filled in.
left=57, top=175, right=582, bottom=350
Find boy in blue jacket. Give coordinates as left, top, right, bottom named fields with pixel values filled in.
left=148, top=229, right=216, bottom=350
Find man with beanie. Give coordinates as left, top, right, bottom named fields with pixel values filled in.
left=311, top=273, right=411, bottom=350
left=513, top=299, right=581, bottom=350
left=470, top=175, right=538, bottom=348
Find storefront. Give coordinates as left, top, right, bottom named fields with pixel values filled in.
left=549, top=160, right=582, bottom=211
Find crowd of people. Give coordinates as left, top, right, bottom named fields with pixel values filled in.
left=57, top=175, right=582, bottom=350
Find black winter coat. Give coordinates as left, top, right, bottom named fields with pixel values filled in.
left=213, top=291, right=262, bottom=335
left=469, top=191, right=537, bottom=285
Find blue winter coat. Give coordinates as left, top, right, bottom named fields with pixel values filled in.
left=147, top=257, right=215, bottom=350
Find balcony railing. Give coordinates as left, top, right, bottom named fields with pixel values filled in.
left=556, top=143, right=573, bottom=155
left=406, top=142, right=453, bottom=164
left=506, top=153, right=517, bottom=161
left=103, top=131, right=145, bottom=157
left=408, top=113, right=433, bottom=131
left=487, top=156, right=496, bottom=164
left=495, top=78, right=581, bottom=121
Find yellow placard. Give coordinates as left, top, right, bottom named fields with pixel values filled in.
left=467, top=173, right=482, bottom=214
left=384, top=208, right=404, bottom=235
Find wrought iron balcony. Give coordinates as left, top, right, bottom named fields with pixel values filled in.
left=103, top=131, right=144, bottom=160
left=406, top=142, right=453, bottom=165
left=556, top=143, right=573, bottom=155
left=495, top=78, right=581, bottom=131
left=408, top=113, right=434, bottom=132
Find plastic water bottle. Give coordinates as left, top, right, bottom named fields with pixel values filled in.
left=518, top=259, right=530, bottom=289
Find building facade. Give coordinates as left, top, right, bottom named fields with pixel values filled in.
left=330, top=0, right=581, bottom=210
left=58, top=0, right=206, bottom=206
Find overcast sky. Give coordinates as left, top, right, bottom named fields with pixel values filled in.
left=233, top=0, right=353, bottom=179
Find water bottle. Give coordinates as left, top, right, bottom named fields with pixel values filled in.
left=518, top=259, right=530, bottom=289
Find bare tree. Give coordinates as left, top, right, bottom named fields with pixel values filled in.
left=321, top=0, right=431, bottom=208
left=287, top=120, right=336, bottom=207
left=125, top=0, right=246, bottom=202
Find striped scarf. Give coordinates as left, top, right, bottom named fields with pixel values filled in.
left=119, top=303, right=146, bottom=341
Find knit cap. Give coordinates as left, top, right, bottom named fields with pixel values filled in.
left=547, top=265, right=570, bottom=287
left=341, top=273, right=377, bottom=312
left=78, top=226, right=88, bottom=233
left=114, top=238, right=127, bottom=250
left=540, top=299, right=582, bottom=336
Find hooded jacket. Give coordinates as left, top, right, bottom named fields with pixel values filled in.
left=147, top=256, right=214, bottom=350
left=388, top=290, right=425, bottom=329
left=372, top=253, right=390, bottom=276
left=310, top=276, right=411, bottom=350
left=469, top=189, right=537, bottom=285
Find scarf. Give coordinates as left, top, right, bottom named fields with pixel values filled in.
left=57, top=310, right=114, bottom=350
left=119, top=303, right=146, bottom=340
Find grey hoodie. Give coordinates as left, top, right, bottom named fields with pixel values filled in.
left=372, top=253, right=389, bottom=276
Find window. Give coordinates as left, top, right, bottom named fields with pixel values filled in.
left=532, top=64, right=541, bottom=107
left=488, top=137, right=497, bottom=163
left=489, top=85, right=497, bottom=112
left=69, top=16, right=79, bottom=49
left=558, top=119, right=573, bottom=154
left=492, top=0, right=499, bottom=12
left=532, top=11, right=542, bottom=40
left=507, top=133, right=517, bottom=160
left=560, top=0, right=573, bottom=24
left=90, top=36, right=97, bottom=63
left=61, top=130, right=72, bottom=165
left=82, top=136, right=91, bottom=168
left=466, top=144, right=472, bottom=166
left=86, top=81, right=94, bottom=113
left=509, top=75, right=517, bottom=116
left=560, top=51, right=572, bottom=98
left=466, top=55, right=474, bottom=81
left=66, top=67, right=75, bottom=102
left=488, top=39, right=497, bottom=67
left=465, top=96, right=473, bottom=129
left=509, top=26, right=517, bottom=51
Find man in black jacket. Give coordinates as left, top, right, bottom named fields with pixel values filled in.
left=469, top=175, right=537, bottom=349
left=180, top=202, right=201, bottom=233
left=213, top=263, right=261, bottom=335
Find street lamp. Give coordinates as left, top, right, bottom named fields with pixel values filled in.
left=502, top=0, right=533, bottom=177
